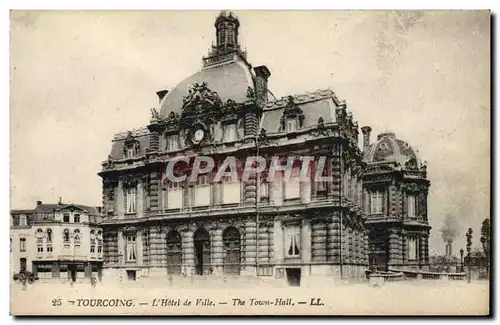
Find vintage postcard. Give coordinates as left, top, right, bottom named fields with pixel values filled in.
left=9, top=10, right=490, bottom=316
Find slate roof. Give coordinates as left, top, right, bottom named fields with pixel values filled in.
left=159, top=59, right=254, bottom=119
left=260, top=89, right=339, bottom=134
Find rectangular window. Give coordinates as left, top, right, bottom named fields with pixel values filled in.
left=194, top=175, right=211, bottom=207
left=126, top=147, right=135, bottom=159
left=166, top=134, right=179, bottom=151
left=126, top=187, right=137, bottom=213
left=408, top=195, right=416, bottom=218
left=222, top=176, right=240, bottom=204
left=37, top=245, right=43, bottom=253
left=74, top=214, right=80, bottom=223
left=97, top=246, right=103, bottom=254
left=370, top=191, right=383, bottom=214
left=19, top=215, right=27, bottom=226
left=126, top=236, right=136, bottom=262
left=63, top=214, right=70, bottom=223
left=20, top=238, right=26, bottom=252
left=286, top=119, right=297, bottom=133
left=260, top=180, right=269, bottom=202
left=408, top=236, right=417, bottom=261
left=47, top=245, right=53, bottom=253
left=223, top=124, right=237, bottom=142
left=284, top=167, right=301, bottom=200
left=166, top=181, right=183, bottom=209
left=285, top=225, right=301, bottom=258
left=90, top=246, right=95, bottom=254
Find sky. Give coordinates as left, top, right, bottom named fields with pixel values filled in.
left=10, top=10, right=490, bottom=255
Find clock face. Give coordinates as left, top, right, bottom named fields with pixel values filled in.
left=193, top=129, right=204, bottom=143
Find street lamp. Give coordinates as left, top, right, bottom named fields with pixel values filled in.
left=459, top=249, right=464, bottom=273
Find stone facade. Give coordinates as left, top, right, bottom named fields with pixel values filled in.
left=10, top=202, right=104, bottom=283
left=98, top=11, right=431, bottom=285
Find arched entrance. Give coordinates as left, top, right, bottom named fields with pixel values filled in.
left=223, top=226, right=241, bottom=275
left=193, top=228, right=211, bottom=275
left=166, top=230, right=182, bottom=275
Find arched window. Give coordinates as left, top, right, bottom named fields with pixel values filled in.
left=222, top=226, right=241, bottom=275
left=193, top=228, right=211, bottom=275
left=63, top=229, right=70, bottom=242
left=46, top=229, right=52, bottom=242
left=166, top=230, right=182, bottom=275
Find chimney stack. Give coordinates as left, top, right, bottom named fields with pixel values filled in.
left=253, top=65, right=271, bottom=103
left=36, top=200, right=42, bottom=206
left=361, top=126, right=372, bottom=151
left=156, top=90, right=169, bottom=103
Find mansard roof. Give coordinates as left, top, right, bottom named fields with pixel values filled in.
left=260, top=89, right=341, bottom=134
left=110, top=127, right=150, bottom=159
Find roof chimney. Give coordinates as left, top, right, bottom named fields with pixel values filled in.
left=156, top=90, right=169, bottom=103
left=361, top=126, right=372, bottom=151
left=254, top=65, right=271, bottom=103
left=36, top=200, right=42, bottom=206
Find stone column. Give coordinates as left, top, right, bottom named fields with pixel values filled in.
left=244, top=219, right=257, bottom=275
left=137, top=179, right=144, bottom=217
left=301, top=219, right=311, bottom=266
left=210, top=226, right=223, bottom=275
left=328, top=214, right=341, bottom=263
left=273, top=219, right=283, bottom=263
left=419, top=235, right=426, bottom=269
left=258, top=222, right=270, bottom=265
left=364, top=232, right=369, bottom=266
left=341, top=221, right=348, bottom=265
left=136, top=231, right=143, bottom=267
left=311, top=220, right=327, bottom=262
left=388, top=228, right=401, bottom=268
left=354, top=227, right=360, bottom=265
left=117, top=230, right=125, bottom=264
left=182, top=226, right=194, bottom=275
left=115, top=181, right=124, bottom=219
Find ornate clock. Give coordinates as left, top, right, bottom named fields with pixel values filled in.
left=192, top=129, right=205, bottom=144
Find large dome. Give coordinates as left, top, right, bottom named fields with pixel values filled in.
left=363, top=132, right=421, bottom=169
left=159, top=60, right=255, bottom=119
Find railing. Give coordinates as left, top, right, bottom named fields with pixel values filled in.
left=389, top=268, right=466, bottom=281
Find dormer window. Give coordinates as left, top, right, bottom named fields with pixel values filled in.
left=370, top=191, right=384, bottom=214
left=166, top=134, right=179, bottom=152
left=223, top=123, right=237, bottom=142
left=286, top=119, right=297, bottom=133
left=126, top=147, right=135, bottom=159
left=123, top=131, right=140, bottom=159
left=280, top=96, right=305, bottom=133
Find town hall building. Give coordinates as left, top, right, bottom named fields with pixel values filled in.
left=98, top=11, right=431, bottom=286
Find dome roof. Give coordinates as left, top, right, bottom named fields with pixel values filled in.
left=159, top=60, right=254, bottom=119
left=363, top=132, right=421, bottom=169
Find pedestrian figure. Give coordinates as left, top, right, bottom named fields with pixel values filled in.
left=91, top=275, right=97, bottom=293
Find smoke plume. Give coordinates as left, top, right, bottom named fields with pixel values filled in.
left=440, top=214, right=460, bottom=243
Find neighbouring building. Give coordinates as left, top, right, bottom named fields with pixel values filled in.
left=10, top=201, right=104, bottom=282
left=98, top=11, right=431, bottom=286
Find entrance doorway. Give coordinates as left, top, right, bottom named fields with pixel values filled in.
left=223, top=227, right=241, bottom=275
left=69, top=265, right=77, bottom=282
left=286, top=268, right=301, bottom=286
left=193, top=228, right=211, bottom=275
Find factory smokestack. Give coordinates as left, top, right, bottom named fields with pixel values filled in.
left=440, top=214, right=460, bottom=256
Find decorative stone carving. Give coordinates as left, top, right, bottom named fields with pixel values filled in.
left=280, top=95, right=305, bottom=131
